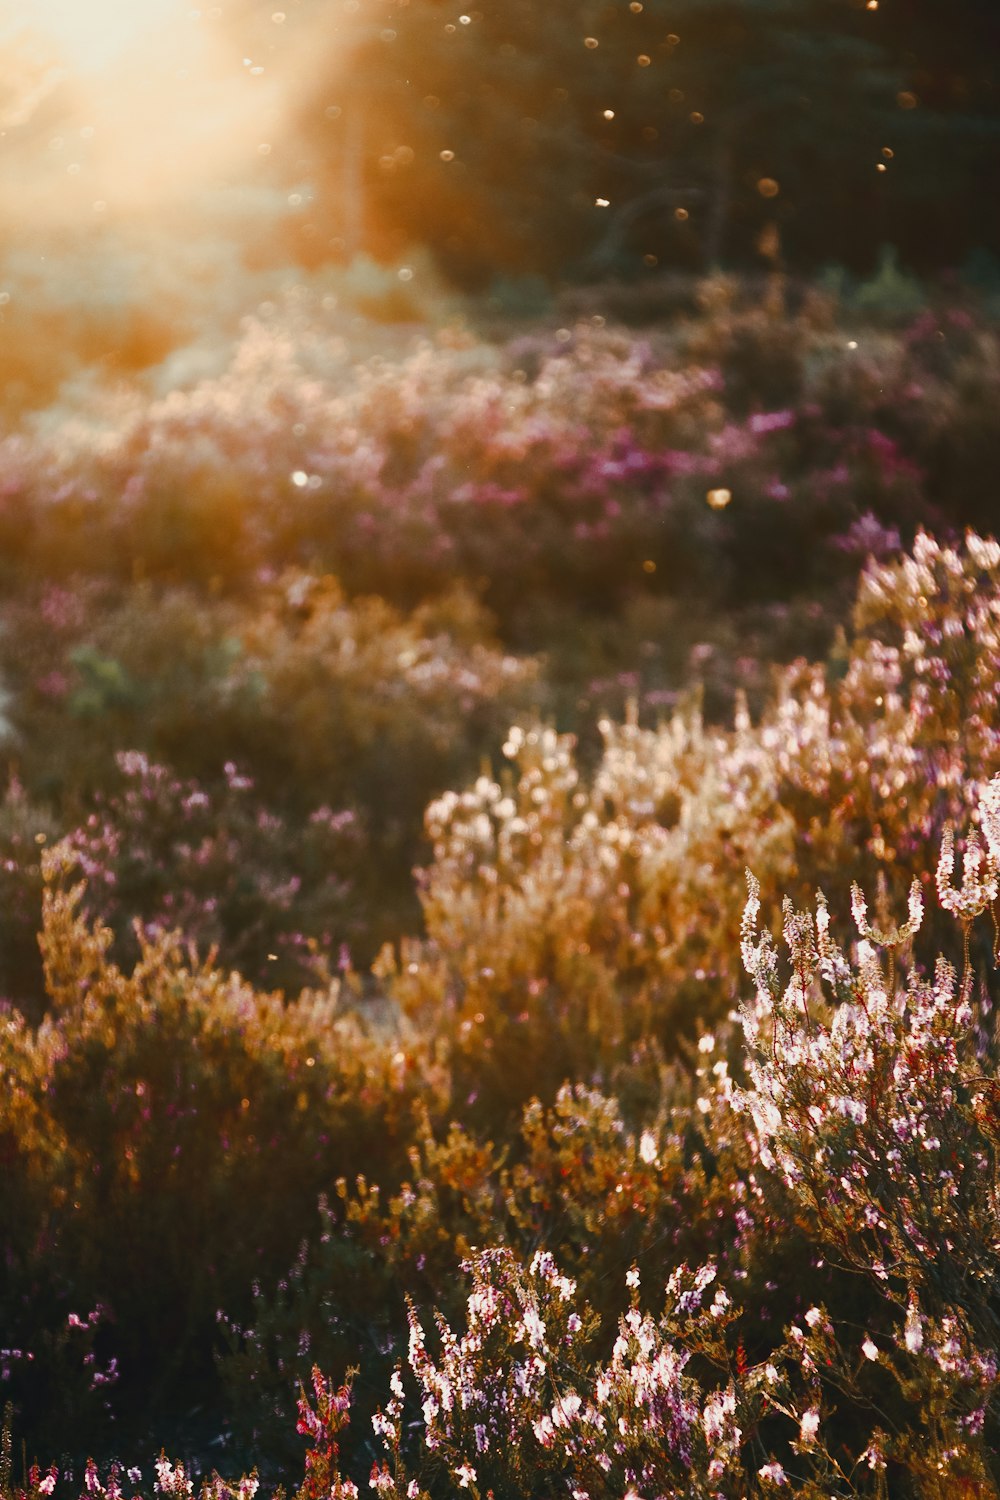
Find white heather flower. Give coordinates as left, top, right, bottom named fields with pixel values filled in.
left=907, top=877, right=924, bottom=935
left=638, top=1130, right=658, bottom=1164
left=454, top=1464, right=477, bottom=1489
left=710, top=1288, right=731, bottom=1317
left=533, top=1414, right=555, bottom=1448
left=520, top=1305, right=547, bottom=1350
left=862, top=1336, right=879, bottom=1362
left=799, top=1408, right=820, bottom=1445
left=862, top=1438, right=887, bottom=1471
left=551, top=1393, right=582, bottom=1428
left=804, top=1307, right=822, bottom=1328
left=981, top=775, right=1000, bottom=866
left=937, top=825, right=998, bottom=920
left=626, top=1266, right=640, bottom=1289
left=851, top=882, right=869, bottom=936
left=904, top=1300, right=924, bottom=1354
left=758, top=1462, right=787, bottom=1485
left=853, top=877, right=922, bottom=945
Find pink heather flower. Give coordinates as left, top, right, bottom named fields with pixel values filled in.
left=749, top=409, right=795, bottom=434
left=38, top=1478, right=56, bottom=1497
left=758, top=1462, right=787, bottom=1486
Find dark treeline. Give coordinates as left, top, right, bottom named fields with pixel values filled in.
left=241, top=0, right=1000, bottom=285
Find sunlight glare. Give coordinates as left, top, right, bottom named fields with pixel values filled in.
left=0, top=0, right=336, bottom=224
left=28, top=0, right=180, bottom=72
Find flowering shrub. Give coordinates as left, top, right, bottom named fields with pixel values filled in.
left=0, top=573, right=537, bottom=1010
left=3, top=278, right=1000, bottom=1491
left=217, top=1063, right=767, bottom=1471
left=0, top=856, right=447, bottom=1461
left=0, top=293, right=998, bottom=630
left=7, top=774, right=1000, bottom=1494
left=56, top=752, right=362, bottom=996
left=383, top=530, right=1000, bottom=1120
left=231, top=782, right=1000, bottom=1493
left=732, top=780, right=1000, bottom=1490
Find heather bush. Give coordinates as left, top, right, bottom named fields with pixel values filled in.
left=731, top=782, right=1000, bottom=1491
left=57, top=752, right=363, bottom=998
left=0, top=780, right=62, bottom=1015
left=225, top=775, right=1000, bottom=1494
left=2, top=575, right=536, bottom=814
left=0, top=855, right=447, bottom=1461
left=382, top=530, right=1000, bottom=1117
left=3, top=274, right=1000, bottom=1491
left=0, top=573, right=537, bottom=1000
left=2, top=291, right=999, bottom=633
left=218, top=1058, right=767, bottom=1470
left=8, top=773, right=1000, bottom=1493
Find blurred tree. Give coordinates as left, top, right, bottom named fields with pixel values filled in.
left=234, top=0, right=1000, bottom=282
